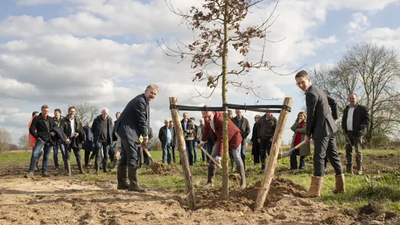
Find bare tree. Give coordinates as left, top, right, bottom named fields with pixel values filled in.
left=68, top=102, right=99, bottom=125
left=312, top=43, right=400, bottom=147
left=19, top=134, right=29, bottom=150
left=162, top=0, right=283, bottom=200
left=0, top=129, right=12, bottom=152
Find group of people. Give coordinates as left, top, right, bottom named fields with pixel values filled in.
left=27, top=77, right=369, bottom=198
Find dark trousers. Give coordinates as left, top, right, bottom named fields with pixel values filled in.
left=313, top=134, right=343, bottom=177
left=290, top=149, right=305, bottom=169
left=259, top=137, right=272, bottom=169
left=345, top=132, right=363, bottom=167
left=206, top=141, right=214, bottom=161
left=95, top=142, right=110, bottom=168
left=119, top=136, right=140, bottom=167
left=252, top=141, right=260, bottom=164
left=171, top=144, right=176, bottom=163
left=84, top=150, right=91, bottom=166
left=64, top=145, right=82, bottom=162
left=185, top=140, right=194, bottom=165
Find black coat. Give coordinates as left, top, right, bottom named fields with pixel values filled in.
left=231, top=116, right=251, bottom=144
left=29, top=113, right=56, bottom=142
left=115, top=93, right=149, bottom=141
left=305, top=85, right=337, bottom=139
left=342, top=104, right=369, bottom=136
left=62, top=116, right=85, bottom=149
left=158, top=125, right=170, bottom=144
left=83, top=126, right=95, bottom=151
left=92, top=115, right=113, bottom=144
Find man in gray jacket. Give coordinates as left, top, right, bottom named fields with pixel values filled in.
left=295, top=70, right=345, bottom=198
left=114, top=84, right=158, bottom=192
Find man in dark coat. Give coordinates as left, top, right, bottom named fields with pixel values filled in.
left=83, top=122, right=95, bottom=168
left=114, top=84, right=158, bottom=192
left=92, top=108, right=113, bottom=173
left=342, top=93, right=369, bottom=175
left=295, top=70, right=345, bottom=198
left=251, top=115, right=261, bottom=165
left=169, top=120, right=177, bottom=163
left=26, top=105, right=56, bottom=178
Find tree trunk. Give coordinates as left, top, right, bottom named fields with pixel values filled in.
left=220, top=0, right=229, bottom=201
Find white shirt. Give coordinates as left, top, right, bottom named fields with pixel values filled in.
left=70, top=117, right=76, bottom=137
left=346, top=106, right=356, bottom=131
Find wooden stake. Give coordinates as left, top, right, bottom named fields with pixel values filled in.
left=169, top=97, right=196, bottom=211
left=198, top=146, right=222, bottom=169
left=254, top=97, right=293, bottom=211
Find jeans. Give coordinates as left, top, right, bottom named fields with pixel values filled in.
left=193, top=141, right=198, bottom=163
left=95, top=142, right=110, bottom=167
left=200, top=142, right=207, bottom=162
left=161, top=142, right=172, bottom=164
left=171, top=144, right=176, bottom=163
left=29, top=139, right=52, bottom=173
left=185, top=140, right=194, bottom=165
left=53, top=142, right=65, bottom=167
left=64, top=145, right=82, bottom=162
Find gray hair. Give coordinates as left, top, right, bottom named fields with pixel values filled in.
left=101, top=108, right=109, bottom=114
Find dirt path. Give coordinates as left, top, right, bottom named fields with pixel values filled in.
left=2, top=176, right=396, bottom=225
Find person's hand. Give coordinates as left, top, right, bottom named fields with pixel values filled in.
left=141, top=138, right=148, bottom=150
left=50, top=132, right=55, bottom=136
left=74, top=132, right=79, bottom=138
left=304, top=135, right=310, bottom=144
left=258, top=138, right=261, bottom=143
left=65, top=138, right=70, bottom=144
left=198, top=143, right=204, bottom=149
left=215, top=156, right=221, bottom=166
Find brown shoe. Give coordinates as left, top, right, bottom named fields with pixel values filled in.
left=332, top=174, right=345, bottom=194
left=301, top=176, right=323, bottom=198
left=42, top=172, right=50, bottom=177
left=25, top=172, right=34, bottom=178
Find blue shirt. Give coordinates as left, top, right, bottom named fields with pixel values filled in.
left=167, top=128, right=172, bottom=143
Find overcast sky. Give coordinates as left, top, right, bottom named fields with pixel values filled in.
left=0, top=0, right=399, bottom=145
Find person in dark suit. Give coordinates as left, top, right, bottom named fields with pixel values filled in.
left=295, top=70, right=345, bottom=198
left=114, top=84, right=158, bottom=192
left=199, top=107, right=246, bottom=189
left=92, top=108, right=114, bottom=173
left=251, top=115, right=261, bottom=165
left=342, top=93, right=369, bottom=175
left=169, top=120, right=177, bottom=163
left=231, top=109, right=250, bottom=170
left=158, top=119, right=172, bottom=164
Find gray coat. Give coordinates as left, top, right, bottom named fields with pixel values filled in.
left=305, top=85, right=337, bottom=140
left=115, top=93, right=149, bottom=142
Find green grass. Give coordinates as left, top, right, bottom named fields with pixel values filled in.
left=1, top=148, right=399, bottom=213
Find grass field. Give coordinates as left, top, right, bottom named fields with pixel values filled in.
left=1, top=147, right=399, bottom=213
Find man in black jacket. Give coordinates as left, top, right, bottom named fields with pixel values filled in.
left=61, top=106, right=85, bottom=175
left=26, top=105, right=56, bottom=178
left=342, top=93, right=369, bottom=175
left=231, top=109, right=250, bottom=170
left=251, top=115, right=261, bottom=165
left=53, top=108, right=65, bottom=170
left=158, top=119, right=172, bottom=164
left=295, top=70, right=345, bottom=198
left=92, top=108, right=113, bottom=173
left=114, top=84, right=158, bottom=192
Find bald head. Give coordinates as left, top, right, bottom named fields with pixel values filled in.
left=349, top=93, right=358, bottom=107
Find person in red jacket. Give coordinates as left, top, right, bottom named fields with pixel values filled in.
left=199, top=107, right=246, bottom=189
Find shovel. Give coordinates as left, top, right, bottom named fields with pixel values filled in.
left=280, top=140, right=307, bottom=158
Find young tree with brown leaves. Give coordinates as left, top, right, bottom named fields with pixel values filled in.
left=161, top=0, right=281, bottom=200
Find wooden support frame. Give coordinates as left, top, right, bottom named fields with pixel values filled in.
left=169, top=97, right=196, bottom=210
left=254, top=97, right=293, bottom=211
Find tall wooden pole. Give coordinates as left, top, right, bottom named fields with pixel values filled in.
left=254, top=97, right=293, bottom=211
left=169, top=97, right=196, bottom=210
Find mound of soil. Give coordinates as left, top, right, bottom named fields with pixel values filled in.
left=194, top=178, right=307, bottom=212
left=151, top=162, right=168, bottom=174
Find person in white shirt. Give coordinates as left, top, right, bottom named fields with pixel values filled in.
left=341, top=93, right=369, bottom=175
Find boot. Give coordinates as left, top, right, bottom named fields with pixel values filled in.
left=77, top=159, right=85, bottom=174
left=117, top=165, right=129, bottom=190
left=94, top=159, right=100, bottom=174
left=260, top=164, right=265, bottom=174
left=25, top=172, right=34, bottom=178
left=103, top=162, right=108, bottom=173
left=346, top=164, right=353, bottom=174
left=66, top=160, right=72, bottom=176
left=112, top=158, right=118, bottom=170
left=206, top=165, right=216, bottom=186
left=301, top=176, right=323, bottom=198
left=238, top=164, right=246, bottom=189
left=332, top=174, right=345, bottom=194
left=128, top=166, right=146, bottom=192
left=356, top=163, right=363, bottom=175
left=42, top=172, right=50, bottom=177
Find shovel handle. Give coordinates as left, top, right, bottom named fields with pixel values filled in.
left=198, top=146, right=222, bottom=169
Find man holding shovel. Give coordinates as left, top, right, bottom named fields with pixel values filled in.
left=198, top=107, right=246, bottom=189
left=114, top=84, right=158, bottom=192
left=295, top=70, right=345, bottom=198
